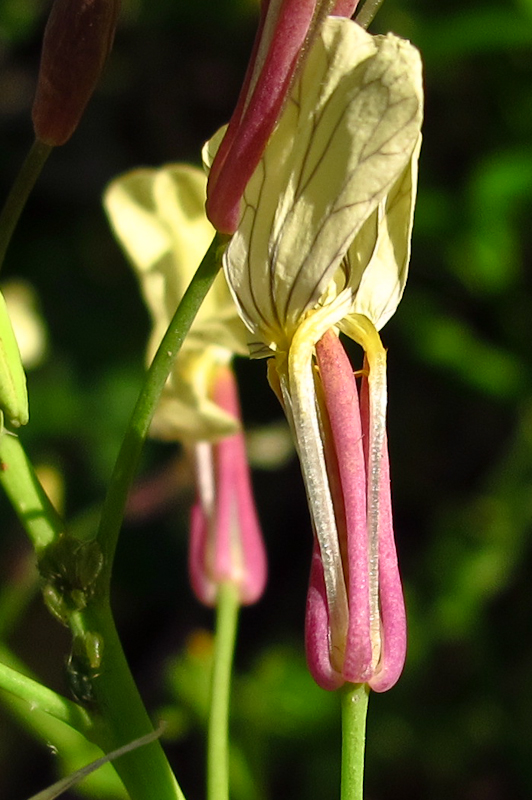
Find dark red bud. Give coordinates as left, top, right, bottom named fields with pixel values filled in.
left=32, top=0, right=120, bottom=146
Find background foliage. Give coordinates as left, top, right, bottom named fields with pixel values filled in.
left=1, top=0, right=532, bottom=798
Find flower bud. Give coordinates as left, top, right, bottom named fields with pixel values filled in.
left=206, top=0, right=359, bottom=233
left=32, top=0, right=120, bottom=146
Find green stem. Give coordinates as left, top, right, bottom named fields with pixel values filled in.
left=0, top=431, right=63, bottom=553
left=28, top=725, right=165, bottom=800
left=355, top=0, right=386, bottom=29
left=0, top=434, right=184, bottom=800
left=207, top=582, right=240, bottom=800
left=340, top=683, right=370, bottom=800
left=79, top=601, right=186, bottom=800
left=0, top=660, right=92, bottom=736
left=0, top=138, right=52, bottom=272
left=96, top=233, right=224, bottom=582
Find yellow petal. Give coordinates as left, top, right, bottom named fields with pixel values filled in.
left=223, top=17, right=423, bottom=351
left=104, top=164, right=247, bottom=441
left=345, top=135, right=421, bottom=331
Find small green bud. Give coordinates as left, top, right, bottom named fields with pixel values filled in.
left=0, top=291, right=28, bottom=428
left=32, top=0, right=121, bottom=146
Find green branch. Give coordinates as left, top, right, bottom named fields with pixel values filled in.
left=96, top=233, right=224, bottom=582
left=0, top=660, right=92, bottom=736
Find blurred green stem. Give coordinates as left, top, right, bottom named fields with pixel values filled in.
left=0, top=545, right=40, bottom=638
left=0, top=431, right=63, bottom=553
left=0, top=138, right=52, bottom=272
left=356, top=0, right=386, bottom=28
left=96, top=233, right=224, bottom=583
left=0, top=659, right=92, bottom=736
left=207, top=582, right=240, bottom=800
left=340, top=683, right=370, bottom=800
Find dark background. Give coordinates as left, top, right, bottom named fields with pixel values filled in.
left=1, top=0, right=532, bottom=798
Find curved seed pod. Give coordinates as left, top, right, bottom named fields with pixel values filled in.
left=0, top=291, right=28, bottom=428
left=32, top=0, right=121, bottom=146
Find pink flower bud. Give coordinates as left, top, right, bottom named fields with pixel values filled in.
left=189, top=366, right=267, bottom=606
left=206, top=0, right=359, bottom=233
left=32, top=0, right=120, bottom=146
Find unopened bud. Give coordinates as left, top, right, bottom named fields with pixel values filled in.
left=32, top=0, right=121, bottom=146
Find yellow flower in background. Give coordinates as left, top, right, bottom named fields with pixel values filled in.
left=104, top=165, right=248, bottom=442
left=104, top=165, right=267, bottom=608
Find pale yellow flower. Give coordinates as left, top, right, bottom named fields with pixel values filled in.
left=104, top=165, right=248, bottom=441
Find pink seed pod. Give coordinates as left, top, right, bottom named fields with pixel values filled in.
left=32, top=0, right=121, bottom=146
left=305, top=332, right=406, bottom=692
left=189, top=366, right=267, bottom=607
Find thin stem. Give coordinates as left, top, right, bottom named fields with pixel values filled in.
left=355, top=0, right=386, bottom=29
left=0, top=431, right=64, bottom=553
left=340, top=683, right=370, bottom=800
left=0, top=660, right=92, bottom=736
left=96, top=233, right=224, bottom=582
left=207, top=582, right=240, bottom=800
left=0, top=138, right=52, bottom=272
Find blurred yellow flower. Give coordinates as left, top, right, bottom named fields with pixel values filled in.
left=104, top=165, right=248, bottom=442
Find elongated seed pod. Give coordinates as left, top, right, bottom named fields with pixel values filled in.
left=32, top=0, right=121, bottom=146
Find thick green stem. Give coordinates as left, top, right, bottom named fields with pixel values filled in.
left=0, top=431, right=184, bottom=799
left=0, top=138, right=52, bottom=272
left=79, top=601, right=186, bottom=800
left=340, top=683, right=370, bottom=800
left=207, top=582, right=240, bottom=800
left=96, top=233, right=224, bottom=582
left=0, top=660, right=92, bottom=736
